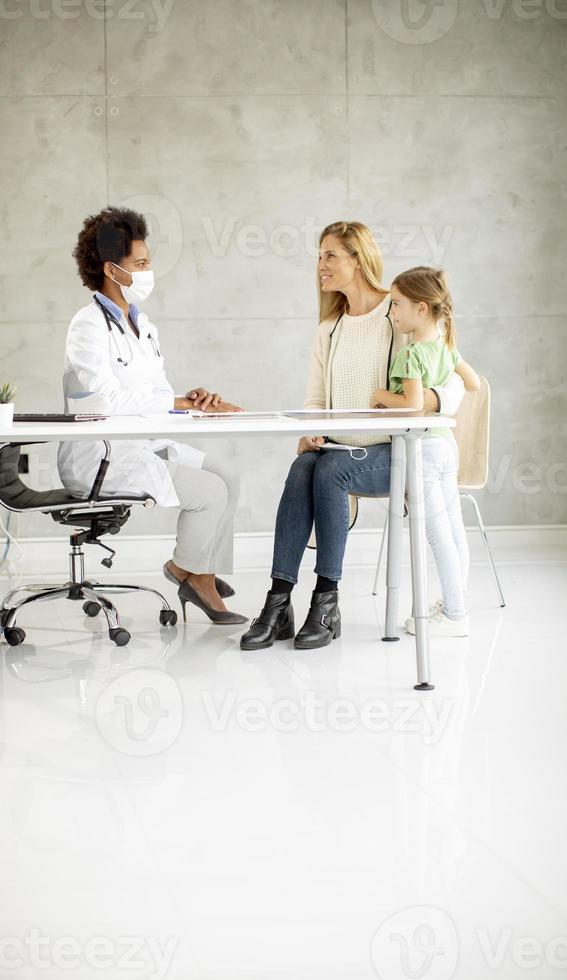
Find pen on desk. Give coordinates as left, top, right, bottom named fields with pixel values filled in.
left=168, top=409, right=190, bottom=414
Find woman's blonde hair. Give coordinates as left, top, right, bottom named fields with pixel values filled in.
left=318, top=221, right=386, bottom=323
left=391, top=266, right=456, bottom=350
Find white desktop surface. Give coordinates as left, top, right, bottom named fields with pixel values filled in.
left=0, top=411, right=455, bottom=442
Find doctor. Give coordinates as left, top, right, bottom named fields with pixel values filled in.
left=58, top=206, right=247, bottom=626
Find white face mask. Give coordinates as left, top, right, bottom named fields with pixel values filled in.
left=111, top=263, right=155, bottom=303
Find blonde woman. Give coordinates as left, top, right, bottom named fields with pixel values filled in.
left=240, top=221, right=466, bottom=652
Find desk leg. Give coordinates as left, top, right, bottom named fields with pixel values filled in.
left=406, top=434, right=434, bottom=691
left=382, top=434, right=406, bottom=642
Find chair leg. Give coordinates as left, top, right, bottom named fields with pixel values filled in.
left=0, top=583, right=54, bottom=610
left=90, top=583, right=173, bottom=611
left=3, top=588, right=72, bottom=629
left=372, top=514, right=389, bottom=596
left=82, top=586, right=121, bottom=631
left=461, top=492, right=506, bottom=608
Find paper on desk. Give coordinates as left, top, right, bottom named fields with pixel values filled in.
left=189, top=411, right=283, bottom=420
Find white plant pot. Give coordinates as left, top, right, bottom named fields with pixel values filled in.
left=0, top=403, right=15, bottom=427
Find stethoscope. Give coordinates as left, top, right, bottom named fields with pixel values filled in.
left=385, top=299, right=394, bottom=390
left=94, top=296, right=161, bottom=367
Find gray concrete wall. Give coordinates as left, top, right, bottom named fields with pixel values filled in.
left=1, top=0, right=566, bottom=540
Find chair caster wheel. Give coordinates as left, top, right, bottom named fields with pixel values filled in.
left=159, top=609, right=177, bottom=627
left=83, top=601, right=101, bottom=617
left=0, top=609, right=10, bottom=627
left=109, top=628, right=130, bottom=646
left=4, top=627, right=26, bottom=646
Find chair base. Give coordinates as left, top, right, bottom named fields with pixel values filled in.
left=0, top=580, right=177, bottom=647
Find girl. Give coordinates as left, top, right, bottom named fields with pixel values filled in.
left=371, top=266, right=480, bottom=636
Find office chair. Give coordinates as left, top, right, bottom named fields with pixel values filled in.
left=0, top=441, right=177, bottom=647
left=371, top=377, right=505, bottom=607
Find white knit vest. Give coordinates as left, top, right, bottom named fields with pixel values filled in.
left=329, top=306, right=389, bottom=447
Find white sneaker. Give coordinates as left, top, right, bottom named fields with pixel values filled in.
left=404, top=598, right=443, bottom=630
left=406, top=607, right=470, bottom=637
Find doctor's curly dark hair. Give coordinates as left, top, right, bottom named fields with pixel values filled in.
left=73, top=206, right=148, bottom=291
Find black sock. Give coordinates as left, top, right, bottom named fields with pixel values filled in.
left=315, top=575, right=338, bottom=594
left=270, top=578, right=294, bottom=595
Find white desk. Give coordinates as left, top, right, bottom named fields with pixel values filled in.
left=1, top=411, right=455, bottom=690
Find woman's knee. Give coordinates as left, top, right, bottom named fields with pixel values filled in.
left=312, top=451, right=348, bottom=492
left=285, top=451, right=318, bottom=490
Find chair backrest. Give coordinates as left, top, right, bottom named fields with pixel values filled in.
left=0, top=443, right=155, bottom=515
left=453, top=375, right=490, bottom=490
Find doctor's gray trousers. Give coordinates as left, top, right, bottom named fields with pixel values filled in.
left=167, top=455, right=239, bottom=574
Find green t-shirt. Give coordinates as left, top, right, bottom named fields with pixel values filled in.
left=389, top=337, right=460, bottom=440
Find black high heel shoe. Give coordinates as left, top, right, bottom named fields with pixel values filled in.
left=162, top=562, right=235, bottom=598
left=178, top=580, right=248, bottom=625
left=293, top=590, right=341, bottom=650
left=240, top=592, right=295, bottom=651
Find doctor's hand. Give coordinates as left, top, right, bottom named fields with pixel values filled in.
left=297, top=436, right=325, bottom=454
left=185, top=389, right=245, bottom=413
left=186, top=387, right=222, bottom=411
left=206, top=400, right=244, bottom=413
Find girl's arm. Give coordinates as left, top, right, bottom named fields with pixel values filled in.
left=455, top=358, right=480, bottom=392
left=371, top=378, right=424, bottom=411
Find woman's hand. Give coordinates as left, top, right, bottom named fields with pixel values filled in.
left=186, top=387, right=223, bottom=411
left=297, top=436, right=325, bottom=454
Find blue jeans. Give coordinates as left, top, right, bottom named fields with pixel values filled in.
left=271, top=444, right=392, bottom=584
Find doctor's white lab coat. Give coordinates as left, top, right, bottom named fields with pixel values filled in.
left=57, top=297, right=204, bottom=506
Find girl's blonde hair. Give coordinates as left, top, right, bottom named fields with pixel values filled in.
left=318, top=221, right=386, bottom=323
left=391, top=266, right=456, bottom=350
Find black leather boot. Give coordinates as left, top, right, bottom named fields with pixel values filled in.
left=293, top=590, right=341, bottom=650
left=240, top=591, right=295, bottom=651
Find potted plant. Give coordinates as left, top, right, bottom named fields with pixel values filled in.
left=0, top=383, right=16, bottom=426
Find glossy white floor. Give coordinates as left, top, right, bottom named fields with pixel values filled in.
left=0, top=550, right=566, bottom=980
